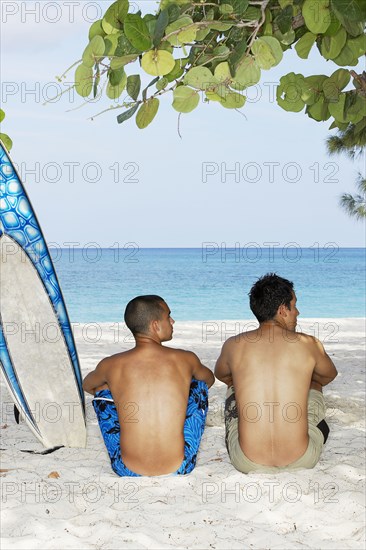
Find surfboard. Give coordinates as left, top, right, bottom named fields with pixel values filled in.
left=0, top=140, right=86, bottom=448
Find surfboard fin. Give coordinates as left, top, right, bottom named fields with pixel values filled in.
left=14, top=405, right=20, bottom=424
left=20, top=445, right=64, bottom=455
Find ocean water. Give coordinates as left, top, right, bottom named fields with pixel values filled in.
left=52, top=247, right=366, bottom=322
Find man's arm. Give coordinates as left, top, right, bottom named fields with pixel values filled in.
left=190, top=353, right=215, bottom=388
left=214, top=340, right=233, bottom=386
left=82, top=359, right=109, bottom=395
left=311, top=337, right=338, bottom=387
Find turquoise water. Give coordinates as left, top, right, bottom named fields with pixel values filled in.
left=52, top=247, right=366, bottom=322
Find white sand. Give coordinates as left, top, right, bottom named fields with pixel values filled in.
left=1, top=318, right=365, bottom=550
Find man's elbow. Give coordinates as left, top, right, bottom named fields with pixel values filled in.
left=207, top=371, right=215, bottom=388
left=82, top=377, right=94, bottom=395
left=330, top=367, right=338, bottom=382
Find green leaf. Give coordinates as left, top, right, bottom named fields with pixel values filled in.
left=89, top=20, right=106, bottom=41
left=214, top=62, right=232, bottom=82
left=166, top=3, right=181, bottom=23
left=141, top=50, right=175, bottom=76
left=195, top=26, right=211, bottom=41
left=205, top=91, right=222, bottom=102
left=184, top=66, right=218, bottom=90
left=252, top=37, right=283, bottom=70
left=153, top=9, right=169, bottom=47
left=82, top=35, right=105, bottom=68
left=345, top=95, right=366, bottom=124
left=320, top=27, right=347, bottom=59
left=323, top=10, right=342, bottom=36
left=109, top=66, right=126, bottom=86
left=301, top=75, right=328, bottom=105
left=354, top=117, right=366, bottom=135
left=93, top=68, right=100, bottom=99
left=331, top=0, right=364, bottom=35
left=233, top=55, right=261, bottom=88
left=251, top=40, right=275, bottom=69
left=228, top=37, right=248, bottom=71
left=124, top=13, right=152, bottom=51
left=322, top=69, right=350, bottom=100
left=0, top=109, right=5, bottom=123
left=142, top=77, right=159, bottom=101
left=165, top=59, right=186, bottom=82
left=219, top=4, right=234, bottom=15
left=107, top=77, right=126, bottom=100
left=0, top=133, right=13, bottom=151
left=102, top=0, right=129, bottom=35
left=212, top=45, right=231, bottom=61
left=260, top=37, right=283, bottom=65
left=104, top=33, right=120, bottom=56
left=117, top=103, right=139, bottom=124
left=172, top=86, right=200, bottom=113
left=219, top=92, right=246, bottom=109
left=332, top=40, right=358, bottom=67
left=275, top=5, right=293, bottom=34
left=348, top=34, right=366, bottom=59
left=156, top=77, right=169, bottom=91
left=144, top=14, right=156, bottom=38
left=166, top=16, right=197, bottom=46
left=331, top=0, right=365, bottom=22
left=328, top=93, right=347, bottom=122
left=110, top=55, right=138, bottom=69
left=127, top=75, right=141, bottom=100
left=274, top=28, right=296, bottom=45
left=243, top=6, right=261, bottom=20
left=136, top=98, right=159, bottom=129
left=295, top=32, right=316, bottom=59
left=302, top=0, right=331, bottom=34
left=208, top=21, right=233, bottom=31
left=306, top=96, right=330, bottom=121
left=226, top=0, right=249, bottom=17
left=75, top=63, right=93, bottom=97
left=116, top=32, right=141, bottom=56
left=277, top=73, right=306, bottom=112
left=158, top=40, right=174, bottom=53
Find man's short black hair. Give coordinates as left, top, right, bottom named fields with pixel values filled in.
left=249, top=273, right=294, bottom=322
left=124, top=295, right=166, bottom=335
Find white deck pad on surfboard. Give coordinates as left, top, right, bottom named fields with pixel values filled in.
left=0, top=141, right=86, bottom=448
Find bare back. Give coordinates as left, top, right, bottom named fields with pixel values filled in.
left=219, top=326, right=320, bottom=466
left=83, top=339, right=214, bottom=476
left=105, top=346, right=195, bottom=474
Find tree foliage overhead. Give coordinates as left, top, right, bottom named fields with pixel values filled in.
left=326, top=123, right=366, bottom=220
left=338, top=172, right=366, bottom=220
left=61, top=0, right=366, bottom=130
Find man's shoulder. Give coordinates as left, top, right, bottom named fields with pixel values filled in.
left=293, top=331, right=318, bottom=344
left=100, top=349, right=133, bottom=366
left=163, top=346, right=197, bottom=359
left=223, top=330, right=258, bottom=346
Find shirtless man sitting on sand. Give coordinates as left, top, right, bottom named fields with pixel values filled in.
left=215, top=273, right=337, bottom=473
left=83, top=295, right=214, bottom=477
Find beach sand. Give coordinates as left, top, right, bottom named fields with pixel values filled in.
left=1, top=318, right=365, bottom=549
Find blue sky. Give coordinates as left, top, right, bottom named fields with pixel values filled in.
left=1, top=0, right=365, bottom=248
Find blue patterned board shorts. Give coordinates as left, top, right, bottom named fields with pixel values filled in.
left=92, top=379, right=209, bottom=477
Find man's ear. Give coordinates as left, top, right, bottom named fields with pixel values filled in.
left=277, top=303, right=287, bottom=317
left=151, top=319, right=160, bottom=333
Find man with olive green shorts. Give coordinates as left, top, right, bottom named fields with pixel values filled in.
left=215, top=274, right=337, bottom=473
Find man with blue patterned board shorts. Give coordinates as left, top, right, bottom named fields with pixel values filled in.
left=215, top=273, right=338, bottom=473
left=83, top=295, right=214, bottom=476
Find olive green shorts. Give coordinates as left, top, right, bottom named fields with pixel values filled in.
left=225, top=387, right=326, bottom=473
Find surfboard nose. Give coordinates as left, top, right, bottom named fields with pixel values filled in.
left=0, top=141, right=86, bottom=449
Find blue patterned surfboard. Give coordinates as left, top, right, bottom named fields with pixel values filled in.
left=0, top=141, right=86, bottom=448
